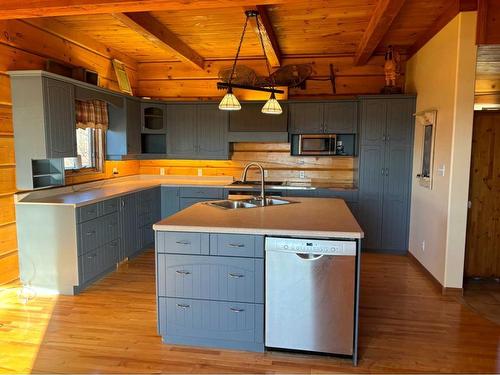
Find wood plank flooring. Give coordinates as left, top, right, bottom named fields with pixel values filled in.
left=0, top=250, right=499, bottom=373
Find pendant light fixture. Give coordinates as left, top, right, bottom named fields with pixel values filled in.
left=218, top=10, right=283, bottom=114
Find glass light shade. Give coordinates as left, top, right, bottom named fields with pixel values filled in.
left=219, top=88, right=241, bottom=111
left=261, top=93, right=282, bottom=115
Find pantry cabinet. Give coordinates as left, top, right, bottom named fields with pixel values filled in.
left=358, top=96, right=415, bottom=253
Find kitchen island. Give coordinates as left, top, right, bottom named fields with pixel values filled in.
left=153, top=197, right=363, bottom=364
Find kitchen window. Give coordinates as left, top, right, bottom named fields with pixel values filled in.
left=64, top=99, right=108, bottom=172
left=64, top=128, right=104, bottom=171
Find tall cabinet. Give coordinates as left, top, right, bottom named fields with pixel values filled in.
left=358, top=96, right=415, bottom=253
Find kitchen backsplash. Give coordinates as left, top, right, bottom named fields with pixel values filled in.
left=139, top=143, right=357, bottom=186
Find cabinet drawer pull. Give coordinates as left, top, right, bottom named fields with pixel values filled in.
left=177, top=304, right=190, bottom=309
left=175, top=241, right=191, bottom=245
left=87, top=253, right=97, bottom=259
left=175, top=270, right=191, bottom=275
left=85, top=231, right=96, bottom=236
left=87, top=209, right=96, bottom=214
left=228, top=243, right=245, bottom=248
left=229, top=307, right=245, bottom=313
left=228, top=273, right=244, bottom=278
left=109, top=242, right=118, bottom=247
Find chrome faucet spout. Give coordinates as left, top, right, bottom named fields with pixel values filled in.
left=241, top=162, right=266, bottom=205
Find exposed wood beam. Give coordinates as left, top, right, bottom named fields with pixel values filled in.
left=112, top=12, right=204, bottom=70
left=353, top=0, right=406, bottom=66
left=23, top=18, right=138, bottom=70
left=245, top=6, right=282, bottom=68
left=0, top=0, right=291, bottom=20
left=408, top=0, right=478, bottom=57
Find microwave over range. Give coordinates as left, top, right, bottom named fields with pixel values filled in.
left=291, top=134, right=342, bottom=156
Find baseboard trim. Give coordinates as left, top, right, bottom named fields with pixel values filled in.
left=408, top=252, right=463, bottom=297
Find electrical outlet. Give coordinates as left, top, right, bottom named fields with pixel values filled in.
left=159, top=167, right=165, bottom=176
left=299, top=171, right=305, bottom=179
left=422, top=240, right=426, bottom=252
left=197, top=168, right=203, bottom=177
left=264, top=169, right=269, bottom=178
left=112, top=167, right=119, bottom=175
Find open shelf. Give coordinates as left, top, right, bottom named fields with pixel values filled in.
left=31, top=159, right=64, bottom=189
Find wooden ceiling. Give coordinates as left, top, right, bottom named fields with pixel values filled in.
left=11, top=0, right=476, bottom=67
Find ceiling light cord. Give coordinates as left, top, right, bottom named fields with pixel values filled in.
left=228, top=14, right=250, bottom=87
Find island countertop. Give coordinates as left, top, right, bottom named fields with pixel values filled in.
left=153, top=197, right=364, bottom=239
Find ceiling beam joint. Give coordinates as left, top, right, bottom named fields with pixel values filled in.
left=112, top=12, right=204, bottom=70
left=353, top=0, right=406, bottom=66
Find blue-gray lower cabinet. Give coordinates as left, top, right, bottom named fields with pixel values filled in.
left=155, top=231, right=265, bottom=352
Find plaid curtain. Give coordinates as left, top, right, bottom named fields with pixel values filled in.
left=75, top=100, right=109, bottom=130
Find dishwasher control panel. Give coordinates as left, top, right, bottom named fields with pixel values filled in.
left=265, top=237, right=356, bottom=256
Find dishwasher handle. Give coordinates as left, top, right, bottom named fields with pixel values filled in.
left=296, top=253, right=324, bottom=260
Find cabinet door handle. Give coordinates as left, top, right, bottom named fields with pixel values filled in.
left=385, top=168, right=389, bottom=176
left=228, top=273, right=244, bottom=278
left=175, top=270, right=191, bottom=275
left=381, top=168, right=385, bottom=176
left=85, top=231, right=96, bottom=236
left=177, top=304, right=190, bottom=309
left=229, top=307, right=245, bottom=313
left=175, top=241, right=191, bottom=245
left=382, top=135, right=386, bottom=141
left=228, top=243, right=245, bottom=248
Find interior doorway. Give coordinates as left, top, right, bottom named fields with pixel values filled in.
left=463, top=110, right=500, bottom=325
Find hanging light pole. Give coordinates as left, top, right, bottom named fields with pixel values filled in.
left=218, top=10, right=283, bottom=114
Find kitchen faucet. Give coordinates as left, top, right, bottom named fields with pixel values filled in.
left=241, top=162, right=266, bottom=205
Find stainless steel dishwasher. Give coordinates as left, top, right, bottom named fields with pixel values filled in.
left=265, top=236, right=357, bottom=356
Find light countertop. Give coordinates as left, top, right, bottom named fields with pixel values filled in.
left=153, top=197, right=364, bottom=239
left=16, top=175, right=358, bottom=207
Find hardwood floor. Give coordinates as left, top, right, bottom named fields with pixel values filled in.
left=0, top=250, right=499, bottom=373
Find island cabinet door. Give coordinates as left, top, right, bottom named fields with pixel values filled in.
left=157, top=254, right=263, bottom=304
left=159, top=297, right=263, bottom=346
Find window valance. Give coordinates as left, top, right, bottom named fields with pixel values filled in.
left=75, top=99, right=109, bottom=130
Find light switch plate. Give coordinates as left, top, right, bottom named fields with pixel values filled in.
left=299, top=171, right=305, bottom=179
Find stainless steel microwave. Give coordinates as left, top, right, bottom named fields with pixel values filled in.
left=295, top=134, right=337, bottom=155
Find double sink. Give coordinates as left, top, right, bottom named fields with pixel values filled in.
left=206, top=197, right=293, bottom=210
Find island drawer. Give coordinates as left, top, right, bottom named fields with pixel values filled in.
left=156, top=232, right=209, bottom=255
left=180, top=187, right=224, bottom=199
left=78, top=218, right=101, bottom=254
left=210, top=234, right=264, bottom=258
left=157, top=254, right=263, bottom=303
left=158, top=297, right=263, bottom=351
left=77, top=203, right=99, bottom=223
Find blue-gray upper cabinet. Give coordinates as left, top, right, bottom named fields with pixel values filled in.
left=228, top=102, right=288, bottom=142
left=358, top=96, right=415, bottom=253
left=197, top=105, right=229, bottom=159
left=161, top=187, right=180, bottom=218
left=141, top=102, right=167, bottom=134
left=323, top=101, right=358, bottom=133
left=9, top=72, right=77, bottom=190
left=288, top=101, right=358, bottom=134
left=288, top=102, right=323, bottom=133
left=43, top=78, right=77, bottom=158
left=107, top=98, right=141, bottom=159
left=166, top=104, right=198, bottom=158
left=167, top=103, right=229, bottom=160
